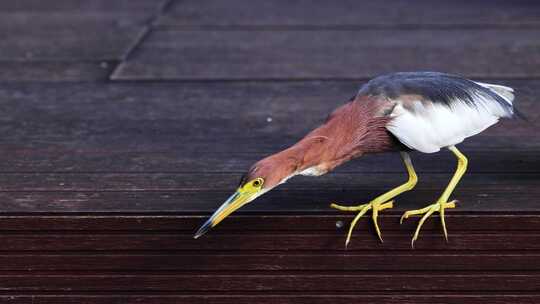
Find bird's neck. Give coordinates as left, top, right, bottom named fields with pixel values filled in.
left=271, top=135, right=331, bottom=177
left=274, top=98, right=394, bottom=177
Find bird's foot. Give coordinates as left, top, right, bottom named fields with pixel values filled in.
left=400, top=200, right=457, bottom=248
left=330, top=200, right=394, bottom=246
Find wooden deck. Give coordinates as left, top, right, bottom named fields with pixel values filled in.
left=1, top=0, right=540, bottom=303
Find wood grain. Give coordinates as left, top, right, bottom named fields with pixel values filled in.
left=0, top=254, right=537, bottom=271
left=0, top=172, right=535, bottom=192
left=0, top=62, right=114, bottom=82
left=1, top=1, right=539, bottom=302
left=0, top=233, right=537, bottom=251
left=0, top=273, right=538, bottom=291
left=0, top=187, right=537, bottom=213
left=0, top=81, right=536, bottom=173
left=157, top=0, right=540, bottom=28
left=0, top=0, right=166, bottom=81
left=112, top=29, right=540, bottom=80
left=0, top=0, right=163, bottom=60
left=0, top=214, right=538, bottom=231
left=0, top=294, right=538, bottom=304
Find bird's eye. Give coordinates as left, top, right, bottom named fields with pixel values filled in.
left=252, top=178, right=263, bottom=187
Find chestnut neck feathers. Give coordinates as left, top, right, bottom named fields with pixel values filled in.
left=246, top=96, right=398, bottom=189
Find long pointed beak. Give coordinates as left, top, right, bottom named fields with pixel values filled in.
left=193, top=189, right=255, bottom=239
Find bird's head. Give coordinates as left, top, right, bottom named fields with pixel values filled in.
left=193, top=154, right=298, bottom=239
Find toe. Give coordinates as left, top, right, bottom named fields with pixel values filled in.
left=400, top=212, right=409, bottom=224
left=372, top=210, right=383, bottom=242
left=445, top=200, right=458, bottom=209
left=330, top=203, right=366, bottom=211
left=330, top=203, right=343, bottom=209
left=379, top=200, right=394, bottom=210
left=439, top=200, right=456, bottom=241
left=410, top=208, right=436, bottom=246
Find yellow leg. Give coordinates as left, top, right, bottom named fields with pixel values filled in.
left=331, top=152, right=418, bottom=245
left=400, top=145, right=468, bottom=247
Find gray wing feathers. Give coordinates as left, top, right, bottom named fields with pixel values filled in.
left=359, top=72, right=514, bottom=118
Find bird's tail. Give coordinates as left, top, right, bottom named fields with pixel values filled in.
left=474, top=81, right=528, bottom=120
left=474, top=82, right=514, bottom=105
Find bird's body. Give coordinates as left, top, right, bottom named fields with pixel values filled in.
left=255, top=72, right=513, bottom=178
left=364, top=72, right=514, bottom=153
left=195, top=72, right=516, bottom=246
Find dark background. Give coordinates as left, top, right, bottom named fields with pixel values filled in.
left=0, top=0, right=539, bottom=303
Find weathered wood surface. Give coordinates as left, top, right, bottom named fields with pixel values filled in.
left=1, top=273, right=540, bottom=291
left=1, top=0, right=539, bottom=303
left=0, top=215, right=539, bottom=231
left=0, top=294, right=539, bottom=304
left=0, top=81, right=536, bottom=174
left=0, top=185, right=538, bottom=213
left=0, top=0, right=167, bottom=81
left=1, top=253, right=539, bottom=271
left=1, top=232, right=540, bottom=251
left=0, top=80, right=537, bottom=215
left=0, top=62, right=114, bottom=82
left=112, top=29, right=540, bottom=80
left=157, top=0, right=540, bottom=28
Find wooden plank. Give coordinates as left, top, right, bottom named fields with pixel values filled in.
left=0, top=173, right=536, bottom=192
left=0, top=214, right=538, bottom=232
left=0, top=233, right=537, bottom=251
left=0, top=81, right=534, bottom=140
left=0, top=173, right=536, bottom=213
left=0, top=254, right=537, bottom=271
left=157, top=0, right=540, bottom=28
left=1, top=81, right=533, bottom=138
left=0, top=149, right=536, bottom=173
left=1, top=273, right=538, bottom=292
left=112, top=29, right=540, bottom=80
left=0, top=81, right=536, bottom=172
left=0, top=61, right=113, bottom=82
left=0, top=25, right=144, bottom=61
left=0, top=186, right=537, bottom=213
left=0, top=0, right=164, bottom=12
left=0, top=13, right=152, bottom=31
left=0, top=294, right=538, bottom=304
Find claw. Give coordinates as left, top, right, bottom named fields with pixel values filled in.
left=401, top=200, right=457, bottom=248
left=440, top=204, right=448, bottom=242
left=440, top=200, right=458, bottom=242
left=344, top=203, right=371, bottom=245
left=400, top=204, right=431, bottom=224
left=411, top=207, right=436, bottom=247
left=372, top=203, right=382, bottom=242
left=371, top=200, right=394, bottom=242
left=332, top=200, right=393, bottom=245
left=400, top=212, right=408, bottom=224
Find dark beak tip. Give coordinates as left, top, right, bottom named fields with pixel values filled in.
left=193, top=229, right=205, bottom=239
left=193, top=220, right=213, bottom=239
left=193, top=190, right=244, bottom=239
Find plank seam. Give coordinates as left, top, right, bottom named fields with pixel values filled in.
left=109, top=0, right=175, bottom=80
left=153, top=24, right=540, bottom=31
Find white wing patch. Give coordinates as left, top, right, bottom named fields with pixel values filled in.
left=474, top=81, right=515, bottom=105
left=386, top=91, right=513, bottom=153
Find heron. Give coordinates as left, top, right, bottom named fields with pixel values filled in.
left=194, top=72, right=515, bottom=247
